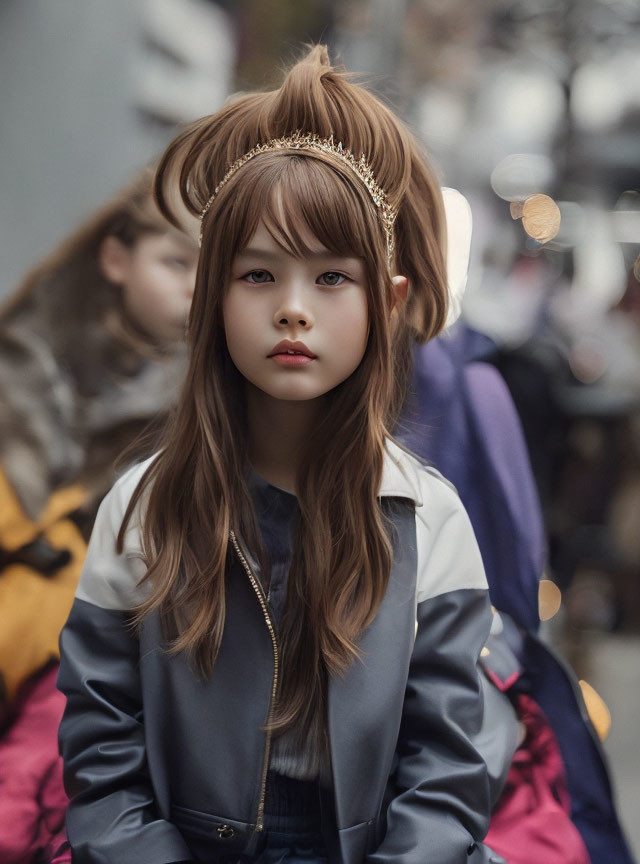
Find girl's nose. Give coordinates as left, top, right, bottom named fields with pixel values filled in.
left=273, top=288, right=313, bottom=329
left=275, top=311, right=311, bottom=328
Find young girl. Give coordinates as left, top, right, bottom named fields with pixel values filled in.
left=57, top=47, right=501, bottom=864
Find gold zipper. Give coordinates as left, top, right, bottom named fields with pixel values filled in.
left=229, top=529, right=279, bottom=834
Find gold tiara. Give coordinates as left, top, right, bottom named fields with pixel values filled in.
left=198, top=131, right=398, bottom=264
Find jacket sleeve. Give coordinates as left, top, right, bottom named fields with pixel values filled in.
left=368, top=477, right=500, bottom=864
left=57, top=470, right=193, bottom=864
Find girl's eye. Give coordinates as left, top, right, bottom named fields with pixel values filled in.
left=243, top=269, right=274, bottom=284
left=164, top=257, right=190, bottom=269
left=318, top=271, right=347, bottom=287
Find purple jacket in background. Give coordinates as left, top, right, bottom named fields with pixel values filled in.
left=398, top=325, right=545, bottom=632
left=399, top=325, right=636, bottom=864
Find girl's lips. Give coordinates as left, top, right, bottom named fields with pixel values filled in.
left=270, top=353, right=316, bottom=366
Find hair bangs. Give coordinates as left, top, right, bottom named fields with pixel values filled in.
left=263, top=155, right=382, bottom=263
left=209, top=152, right=386, bottom=273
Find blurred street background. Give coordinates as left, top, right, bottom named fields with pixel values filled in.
left=1, top=0, right=639, bottom=856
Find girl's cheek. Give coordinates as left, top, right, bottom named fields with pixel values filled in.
left=334, top=296, right=368, bottom=339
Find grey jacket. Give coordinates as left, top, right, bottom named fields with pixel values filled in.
left=57, top=441, right=509, bottom=864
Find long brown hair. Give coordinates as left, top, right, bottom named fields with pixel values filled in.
left=119, top=45, right=448, bottom=737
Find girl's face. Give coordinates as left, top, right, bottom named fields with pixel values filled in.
left=223, top=221, right=369, bottom=403
left=100, top=229, right=199, bottom=344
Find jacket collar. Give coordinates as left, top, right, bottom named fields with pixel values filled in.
left=379, top=439, right=423, bottom=506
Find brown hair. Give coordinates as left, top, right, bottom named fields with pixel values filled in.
left=120, top=45, right=448, bottom=738
left=0, top=167, right=168, bottom=353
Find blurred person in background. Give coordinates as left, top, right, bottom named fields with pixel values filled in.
left=0, top=167, right=197, bottom=863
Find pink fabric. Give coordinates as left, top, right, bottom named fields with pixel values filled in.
left=49, top=840, right=71, bottom=864
left=0, top=666, right=593, bottom=864
left=0, top=663, right=68, bottom=864
left=486, top=693, right=591, bottom=864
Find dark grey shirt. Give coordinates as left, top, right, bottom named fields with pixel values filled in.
left=250, top=471, right=298, bottom=628
left=250, top=472, right=330, bottom=782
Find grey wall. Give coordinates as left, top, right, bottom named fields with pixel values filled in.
left=0, top=0, right=234, bottom=296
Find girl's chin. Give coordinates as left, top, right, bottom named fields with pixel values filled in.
left=247, top=384, right=332, bottom=404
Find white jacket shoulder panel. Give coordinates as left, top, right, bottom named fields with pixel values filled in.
left=414, top=464, right=488, bottom=603
left=76, top=444, right=487, bottom=611
left=74, top=456, right=155, bottom=611
left=382, top=443, right=488, bottom=604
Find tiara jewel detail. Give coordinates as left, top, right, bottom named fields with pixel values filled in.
left=198, top=131, right=397, bottom=264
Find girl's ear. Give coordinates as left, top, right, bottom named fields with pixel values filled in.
left=98, top=235, right=132, bottom=285
left=390, top=274, right=409, bottom=310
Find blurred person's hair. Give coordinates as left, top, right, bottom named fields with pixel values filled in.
left=0, top=167, right=168, bottom=354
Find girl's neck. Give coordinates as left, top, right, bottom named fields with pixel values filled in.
left=246, top=384, right=323, bottom=494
